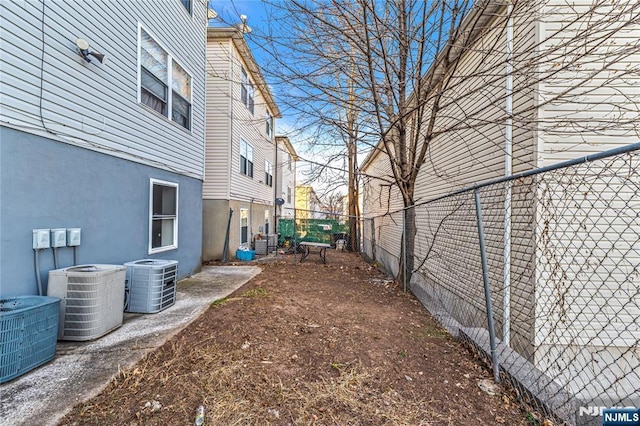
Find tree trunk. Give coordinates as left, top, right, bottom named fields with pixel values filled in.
left=398, top=204, right=416, bottom=289
left=347, top=136, right=360, bottom=252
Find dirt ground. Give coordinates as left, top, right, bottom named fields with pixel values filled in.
left=61, top=250, right=538, bottom=425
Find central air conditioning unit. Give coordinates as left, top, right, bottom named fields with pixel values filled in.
left=267, top=233, right=278, bottom=250
left=256, top=234, right=279, bottom=255
left=47, top=264, right=126, bottom=341
left=124, top=259, right=178, bottom=314
left=255, top=239, right=268, bottom=255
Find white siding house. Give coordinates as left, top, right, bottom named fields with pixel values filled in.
left=203, top=27, right=281, bottom=261
left=275, top=136, right=298, bottom=221
left=361, top=0, right=639, bottom=406
left=0, top=0, right=207, bottom=297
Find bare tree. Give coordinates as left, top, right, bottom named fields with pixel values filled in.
left=257, top=0, right=473, bottom=277
left=256, top=0, right=381, bottom=253
left=257, top=0, right=640, bottom=283
left=324, top=192, right=345, bottom=221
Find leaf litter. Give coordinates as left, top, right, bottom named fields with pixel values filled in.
left=61, top=251, right=539, bottom=425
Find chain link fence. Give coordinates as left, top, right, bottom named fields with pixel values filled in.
left=362, top=143, right=640, bottom=425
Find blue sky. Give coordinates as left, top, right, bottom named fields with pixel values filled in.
left=208, top=0, right=273, bottom=28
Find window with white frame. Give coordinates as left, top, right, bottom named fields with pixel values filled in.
left=240, top=139, right=253, bottom=177
left=287, top=152, right=292, bottom=171
left=266, top=111, right=272, bottom=138
left=140, top=29, right=167, bottom=116
left=139, top=27, right=192, bottom=130
left=149, top=179, right=178, bottom=253
left=172, top=60, right=191, bottom=129
left=240, top=208, right=249, bottom=244
left=287, top=186, right=292, bottom=204
left=240, top=66, right=254, bottom=115
left=264, top=210, right=270, bottom=235
left=265, top=160, right=273, bottom=187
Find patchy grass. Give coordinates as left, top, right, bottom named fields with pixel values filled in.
left=241, top=286, right=268, bottom=298
left=210, top=297, right=231, bottom=307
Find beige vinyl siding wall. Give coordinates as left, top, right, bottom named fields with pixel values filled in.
left=413, top=27, right=505, bottom=203
left=361, top=148, right=405, bottom=276
left=411, top=8, right=537, bottom=351
left=202, top=30, right=278, bottom=260
left=0, top=0, right=206, bottom=179
left=504, top=9, right=538, bottom=358
left=414, top=7, right=537, bottom=203
left=533, top=155, right=640, bottom=401
left=532, top=0, right=640, bottom=396
left=408, top=10, right=510, bottom=335
left=534, top=0, right=640, bottom=343
left=511, top=9, right=539, bottom=174
left=203, top=34, right=276, bottom=210
left=228, top=46, right=276, bottom=208
left=203, top=38, right=233, bottom=199
left=537, top=0, right=640, bottom=165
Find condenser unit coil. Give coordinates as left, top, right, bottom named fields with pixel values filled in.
left=47, top=264, right=126, bottom=341
left=124, top=259, right=178, bottom=314
left=267, top=233, right=278, bottom=249
left=255, top=239, right=268, bottom=255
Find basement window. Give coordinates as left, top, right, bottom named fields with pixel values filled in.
left=149, top=179, right=178, bottom=253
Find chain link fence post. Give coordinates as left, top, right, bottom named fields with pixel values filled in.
left=474, top=188, right=500, bottom=383
left=403, top=208, right=407, bottom=292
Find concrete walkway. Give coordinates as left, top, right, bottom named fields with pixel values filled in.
left=0, top=265, right=261, bottom=426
